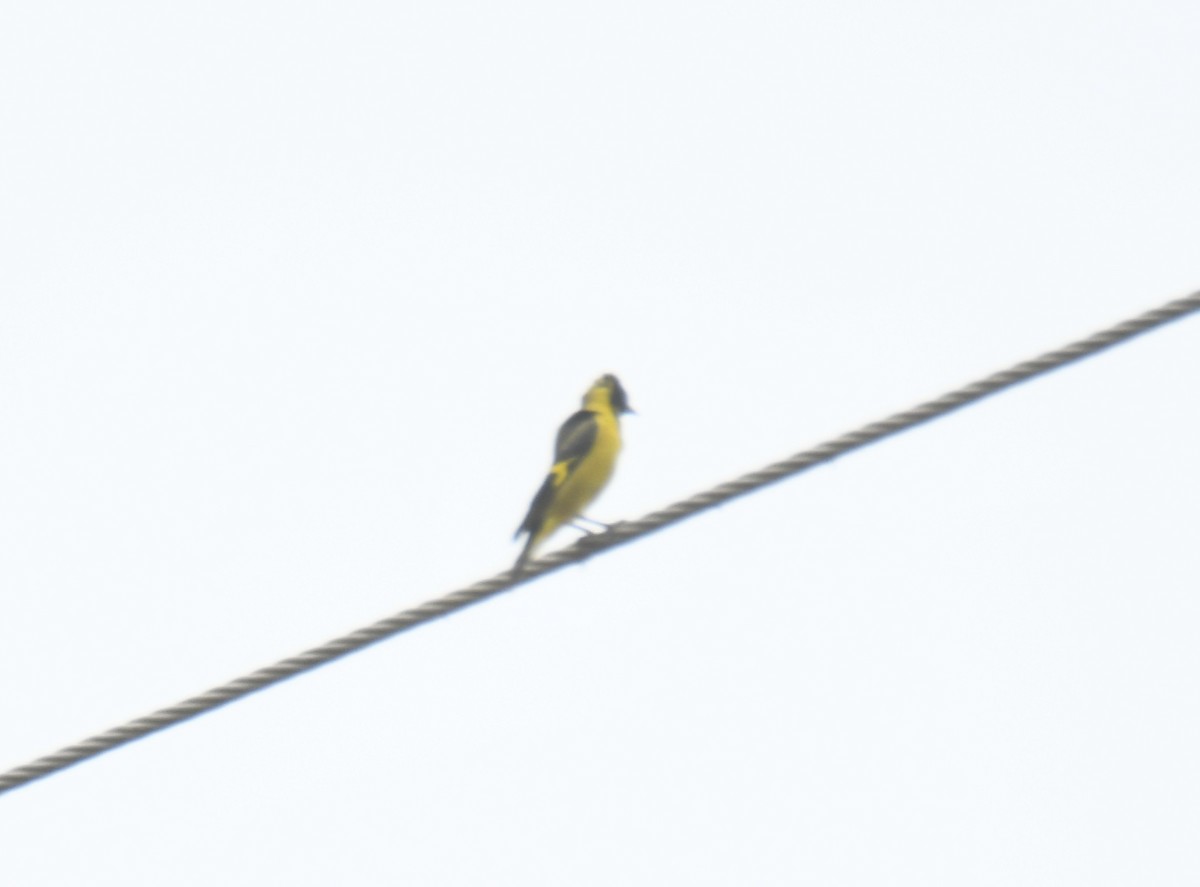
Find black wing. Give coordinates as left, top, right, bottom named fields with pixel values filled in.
left=515, top=410, right=598, bottom=538
left=553, top=409, right=598, bottom=464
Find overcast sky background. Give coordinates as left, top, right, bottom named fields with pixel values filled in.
left=3, top=2, right=1199, bottom=884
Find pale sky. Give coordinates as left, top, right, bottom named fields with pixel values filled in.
left=2, top=2, right=1199, bottom=885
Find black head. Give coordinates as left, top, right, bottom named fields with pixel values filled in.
left=600, top=373, right=633, bottom=414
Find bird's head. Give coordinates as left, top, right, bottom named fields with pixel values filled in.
left=589, top=374, right=634, bottom=415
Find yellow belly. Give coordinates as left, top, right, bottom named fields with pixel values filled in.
left=541, top=411, right=621, bottom=539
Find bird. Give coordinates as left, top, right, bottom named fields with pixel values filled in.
left=514, top=374, right=633, bottom=572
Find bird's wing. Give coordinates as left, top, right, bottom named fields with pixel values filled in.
left=515, top=410, right=598, bottom=538
left=553, top=409, right=599, bottom=464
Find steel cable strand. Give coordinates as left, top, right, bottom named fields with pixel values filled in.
left=3, top=290, right=1198, bottom=796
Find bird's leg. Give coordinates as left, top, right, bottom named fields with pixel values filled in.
left=571, top=515, right=612, bottom=533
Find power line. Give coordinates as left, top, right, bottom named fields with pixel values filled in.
left=2, top=290, right=1198, bottom=797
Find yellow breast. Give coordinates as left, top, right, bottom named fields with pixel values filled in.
left=545, top=409, right=621, bottom=527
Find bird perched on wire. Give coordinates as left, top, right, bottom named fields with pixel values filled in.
left=514, top=374, right=634, bottom=572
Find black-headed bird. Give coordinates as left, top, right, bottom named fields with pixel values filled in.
left=514, top=374, right=633, bottom=572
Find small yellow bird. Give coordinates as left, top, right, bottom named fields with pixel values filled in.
left=514, top=374, right=633, bottom=571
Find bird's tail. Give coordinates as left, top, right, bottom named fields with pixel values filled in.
left=513, top=532, right=539, bottom=574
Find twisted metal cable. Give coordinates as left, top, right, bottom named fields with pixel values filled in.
left=3, top=290, right=1198, bottom=796
left=600, top=290, right=1200, bottom=546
